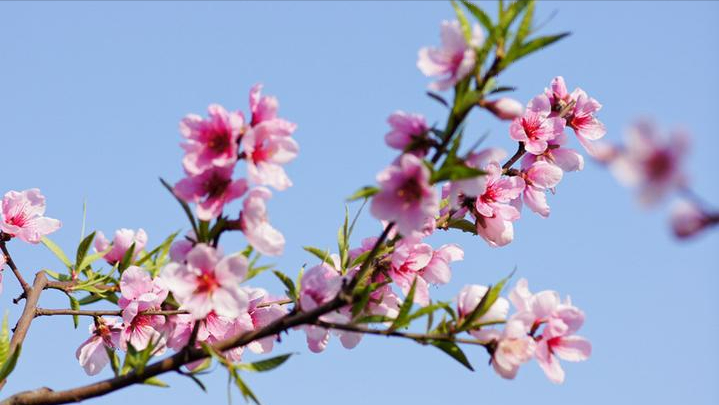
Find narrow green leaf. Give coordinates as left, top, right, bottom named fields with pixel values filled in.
left=143, top=377, right=169, bottom=387
left=231, top=369, right=261, bottom=405
left=136, top=231, right=179, bottom=266
left=390, top=278, right=417, bottom=331
left=451, top=0, right=472, bottom=42
left=160, top=177, right=199, bottom=238
left=236, top=353, right=292, bottom=372
left=41, top=237, right=73, bottom=269
left=502, top=32, right=570, bottom=68
left=354, top=315, right=394, bottom=324
left=458, top=270, right=514, bottom=332
left=514, top=0, right=535, bottom=45
left=429, top=340, right=474, bottom=371
left=0, top=344, right=21, bottom=381
left=351, top=285, right=373, bottom=317
left=69, top=296, right=80, bottom=329
left=346, top=186, right=379, bottom=202
left=431, top=164, right=485, bottom=184
left=499, top=0, right=530, bottom=32
left=461, top=1, right=493, bottom=33
left=272, top=270, right=297, bottom=301
left=80, top=199, right=88, bottom=241
left=302, top=246, right=333, bottom=266
left=447, top=218, right=478, bottom=235
left=407, top=302, right=450, bottom=323
left=118, top=242, right=136, bottom=272
left=0, top=313, right=9, bottom=365
left=75, top=231, right=97, bottom=270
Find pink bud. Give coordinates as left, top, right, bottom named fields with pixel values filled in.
left=671, top=199, right=714, bottom=239
left=485, top=98, right=524, bottom=120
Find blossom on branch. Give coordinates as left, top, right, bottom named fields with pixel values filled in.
left=418, top=20, right=483, bottom=91
left=0, top=188, right=61, bottom=244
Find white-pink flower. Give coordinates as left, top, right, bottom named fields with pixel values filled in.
left=118, top=266, right=168, bottom=323
left=239, top=187, right=285, bottom=256
left=161, top=244, right=249, bottom=320
left=370, top=154, right=439, bottom=237
left=520, top=161, right=564, bottom=218
left=0, top=189, right=61, bottom=244
left=120, top=314, right=167, bottom=353
left=174, top=166, right=248, bottom=221
left=180, top=104, right=244, bottom=174
left=520, top=132, right=584, bottom=173
left=417, top=20, right=483, bottom=91
left=245, top=288, right=288, bottom=354
left=299, top=263, right=343, bottom=311
left=510, top=94, right=566, bottom=155
left=385, top=111, right=429, bottom=155
left=480, top=316, right=536, bottom=380
left=94, top=228, right=148, bottom=264
left=456, top=284, right=509, bottom=326
left=610, top=121, right=688, bottom=205
left=243, top=85, right=298, bottom=191
left=473, top=162, right=525, bottom=247
left=76, top=317, right=122, bottom=376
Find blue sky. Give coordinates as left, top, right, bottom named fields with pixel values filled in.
left=0, top=1, right=717, bottom=404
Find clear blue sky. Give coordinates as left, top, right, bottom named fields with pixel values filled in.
left=1, top=1, right=717, bottom=404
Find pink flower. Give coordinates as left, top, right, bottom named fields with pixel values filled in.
left=94, top=228, right=148, bottom=264
left=239, top=187, right=285, bottom=256
left=118, top=266, right=168, bottom=323
left=0, top=189, right=61, bottom=244
left=610, top=121, right=688, bottom=205
left=370, top=154, right=439, bottom=237
left=421, top=244, right=464, bottom=285
left=120, top=314, right=167, bottom=353
left=520, top=132, right=584, bottom=173
left=170, top=239, right=193, bottom=263
left=510, top=95, right=566, bottom=155
left=180, top=104, right=244, bottom=174
left=545, top=77, right=606, bottom=154
left=456, top=284, right=509, bottom=326
left=243, top=85, right=298, bottom=191
left=174, top=166, right=248, bottom=221
left=245, top=288, right=288, bottom=354
left=299, top=263, right=343, bottom=311
left=388, top=241, right=433, bottom=306
left=481, top=317, right=536, bottom=379
left=446, top=149, right=503, bottom=210
left=417, top=20, right=483, bottom=91
left=76, top=317, right=122, bottom=376
left=473, top=163, right=525, bottom=247
left=161, top=244, right=249, bottom=320
left=520, top=161, right=564, bottom=218
left=484, top=98, right=524, bottom=121
left=671, top=199, right=714, bottom=239
left=385, top=111, right=429, bottom=155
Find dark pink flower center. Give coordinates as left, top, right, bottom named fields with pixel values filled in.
left=207, top=130, right=231, bottom=154
left=203, top=172, right=231, bottom=198
left=646, top=150, right=673, bottom=180
left=396, top=178, right=423, bottom=204
left=521, top=115, right=543, bottom=141
left=251, top=138, right=276, bottom=163
left=196, top=272, right=219, bottom=294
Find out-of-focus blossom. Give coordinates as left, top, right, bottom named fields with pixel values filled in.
left=239, top=187, right=285, bottom=256
left=174, top=166, right=248, bottom=221
left=484, top=98, right=524, bottom=121
left=94, top=228, right=148, bottom=264
left=511, top=94, right=566, bottom=155
left=371, top=154, right=439, bottom=237
left=385, top=111, right=429, bottom=155
left=610, top=121, right=688, bottom=205
left=245, top=288, right=288, bottom=354
left=180, top=104, right=244, bottom=174
left=0, top=189, right=61, bottom=244
left=161, top=244, right=249, bottom=320
left=417, top=20, right=483, bottom=91
left=76, top=317, right=122, bottom=376
left=671, top=199, right=715, bottom=239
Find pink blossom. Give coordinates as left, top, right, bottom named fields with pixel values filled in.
left=484, top=98, right=524, bottom=120
left=446, top=149, right=502, bottom=210
left=299, top=263, right=343, bottom=311
left=421, top=244, right=463, bottom=285
left=520, top=161, right=564, bottom=218
left=170, top=239, right=193, bottom=263
left=166, top=314, right=194, bottom=351
left=610, top=121, right=688, bottom=205
left=481, top=317, right=536, bottom=379
left=174, top=166, right=248, bottom=221
left=384, top=111, right=429, bottom=155
left=671, top=199, right=714, bottom=239
left=370, top=154, right=439, bottom=237
left=0, top=189, right=61, bottom=244
left=239, top=187, right=285, bottom=256
left=473, top=163, right=525, bottom=247
left=161, top=244, right=249, bottom=320
left=417, top=20, right=483, bottom=91
left=76, top=317, right=122, bottom=376
left=520, top=132, right=584, bottom=173
left=245, top=288, right=288, bottom=354
left=388, top=241, right=433, bottom=306
left=120, top=314, right=167, bottom=353
left=510, top=95, right=566, bottom=155
left=544, top=77, right=606, bottom=154
left=249, top=84, right=297, bottom=133
left=180, top=104, right=244, bottom=174
left=456, top=284, right=509, bottom=326
left=118, top=266, right=168, bottom=323
left=94, top=228, right=148, bottom=264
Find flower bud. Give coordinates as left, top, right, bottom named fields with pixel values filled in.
left=484, top=97, right=524, bottom=120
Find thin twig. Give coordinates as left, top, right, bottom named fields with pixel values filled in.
left=314, top=320, right=489, bottom=347
left=0, top=240, right=31, bottom=295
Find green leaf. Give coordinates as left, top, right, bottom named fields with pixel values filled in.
left=0, top=344, right=21, bottom=381
left=272, top=270, right=297, bottom=301
left=346, top=186, right=379, bottom=202
left=143, top=377, right=169, bottom=387
left=451, top=0, right=472, bottom=42
left=236, top=353, right=292, bottom=372
left=407, top=302, right=450, bottom=323
left=458, top=270, right=514, bottom=332
left=41, top=237, right=73, bottom=269
left=502, top=32, right=570, bottom=68
left=160, top=177, right=199, bottom=238
left=351, top=285, right=373, bottom=317
left=0, top=312, right=9, bottom=365
left=498, top=0, right=531, bottom=33
left=106, top=347, right=121, bottom=376
left=302, top=246, right=333, bottom=266
left=390, top=278, right=417, bottom=331
left=447, top=218, right=478, bottom=235
left=69, top=295, right=80, bottom=329
left=514, top=0, right=535, bottom=45
left=231, top=369, right=261, bottom=405
left=182, top=372, right=207, bottom=392
left=118, top=242, right=136, bottom=272
left=431, top=164, right=485, bottom=184
left=429, top=340, right=474, bottom=371
left=136, top=231, right=179, bottom=266
left=75, top=231, right=96, bottom=273
left=353, top=315, right=394, bottom=324
left=461, top=1, right=493, bottom=33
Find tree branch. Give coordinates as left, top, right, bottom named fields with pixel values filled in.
left=314, top=320, right=489, bottom=347
left=0, top=239, right=31, bottom=297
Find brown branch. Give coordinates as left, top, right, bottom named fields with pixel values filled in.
left=502, top=142, right=526, bottom=172
left=0, top=240, right=31, bottom=297
left=314, top=320, right=489, bottom=347
left=0, top=272, right=49, bottom=390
